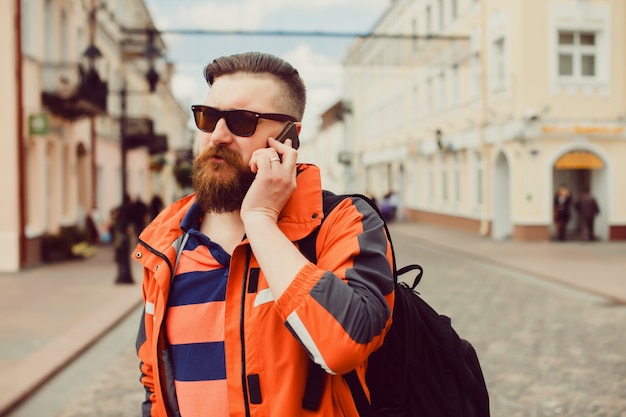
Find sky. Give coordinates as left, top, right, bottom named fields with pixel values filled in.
left=143, top=0, right=391, bottom=141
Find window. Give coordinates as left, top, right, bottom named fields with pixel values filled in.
left=493, top=37, right=506, bottom=90
left=426, top=6, right=432, bottom=35
left=451, top=64, right=460, bottom=105
left=412, top=18, right=418, bottom=52
left=44, top=0, right=55, bottom=62
left=60, top=9, right=70, bottom=64
left=451, top=0, right=458, bottom=20
left=439, top=72, right=446, bottom=109
left=558, top=31, right=597, bottom=79
left=438, top=0, right=445, bottom=31
left=471, top=52, right=482, bottom=100
left=475, top=152, right=483, bottom=206
left=21, top=0, right=35, bottom=56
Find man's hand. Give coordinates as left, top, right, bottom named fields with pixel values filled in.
left=241, top=137, right=298, bottom=224
left=241, top=137, right=308, bottom=299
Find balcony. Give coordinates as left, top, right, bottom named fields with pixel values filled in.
left=41, top=63, right=108, bottom=120
left=124, top=117, right=168, bottom=155
left=149, top=134, right=169, bottom=155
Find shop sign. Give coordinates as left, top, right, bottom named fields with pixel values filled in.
left=555, top=151, right=604, bottom=170
left=28, top=113, right=49, bottom=135
left=542, top=125, right=624, bottom=135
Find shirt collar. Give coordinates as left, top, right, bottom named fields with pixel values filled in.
left=180, top=201, right=204, bottom=232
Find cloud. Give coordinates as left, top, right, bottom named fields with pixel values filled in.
left=173, top=2, right=274, bottom=30
left=144, top=0, right=388, bottom=140
left=171, top=72, right=204, bottom=106
left=282, top=45, right=344, bottom=141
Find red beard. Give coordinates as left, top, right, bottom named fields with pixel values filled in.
left=191, top=146, right=256, bottom=213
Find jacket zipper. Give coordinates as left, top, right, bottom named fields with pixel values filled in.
left=136, top=238, right=179, bottom=416
left=240, top=247, right=252, bottom=417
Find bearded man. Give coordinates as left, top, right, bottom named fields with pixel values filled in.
left=134, top=51, right=394, bottom=417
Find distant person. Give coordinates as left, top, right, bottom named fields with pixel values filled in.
left=381, top=191, right=398, bottom=222
left=575, top=187, right=600, bottom=241
left=553, top=185, right=572, bottom=241
left=130, top=196, right=148, bottom=235
left=149, top=194, right=164, bottom=220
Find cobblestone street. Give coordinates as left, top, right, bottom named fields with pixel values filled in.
left=56, top=343, right=144, bottom=417
left=8, top=227, right=626, bottom=417
left=397, top=239, right=626, bottom=417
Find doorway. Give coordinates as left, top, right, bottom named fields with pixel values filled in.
left=492, top=151, right=512, bottom=240
left=553, top=150, right=607, bottom=240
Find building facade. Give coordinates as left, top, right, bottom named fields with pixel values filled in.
left=1, top=0, right=190, bottom=271
left=341, top=0, right=626, bottom=241
left=299, top=101, right=354, bottom=194
left=0, top=0, right=24, bottom=272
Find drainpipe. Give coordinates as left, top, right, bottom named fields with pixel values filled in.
left=15, top=0, right=26, bottom=267
left=91, top=117, right=97, bottom=210
left=89, top=0, right=97, bottom=211
left=478, top=0, right=490, bottom=237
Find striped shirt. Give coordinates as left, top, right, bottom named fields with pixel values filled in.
left=166, top=202, right=230, bottom=416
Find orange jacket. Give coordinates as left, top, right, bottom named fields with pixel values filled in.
left=134, top=164, right=394, bottom=417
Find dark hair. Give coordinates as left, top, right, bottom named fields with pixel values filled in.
left=204, top=52, right=306, bottom=120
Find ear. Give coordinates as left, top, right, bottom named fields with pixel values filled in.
left=294, top=122, right=303, bottom=134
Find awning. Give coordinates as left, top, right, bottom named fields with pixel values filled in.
left=555, top=151, right=604, bottom=170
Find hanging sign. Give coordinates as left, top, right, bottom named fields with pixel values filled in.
left=28, top=113, right=49, bottom=135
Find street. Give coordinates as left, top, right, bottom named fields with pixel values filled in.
left=7, top=229, right=626, bottom=417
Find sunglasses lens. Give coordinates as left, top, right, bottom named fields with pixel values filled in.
left=193, top=107, right=219, bottom=132
left=192, top=106, right=262, bottom=136
left=227, top=110, right=258, bottom=137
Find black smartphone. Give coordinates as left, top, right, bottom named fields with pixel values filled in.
left=274, top=122, right=300, bottom=149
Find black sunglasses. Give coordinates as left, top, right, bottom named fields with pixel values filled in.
left=191, top=105, right=297, bottom=137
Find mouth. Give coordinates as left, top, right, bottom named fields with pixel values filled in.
left=209, top=156, right=226, bottom=163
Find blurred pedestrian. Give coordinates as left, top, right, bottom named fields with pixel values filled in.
left=149, top=194, right=164, bottom=220
left=575, top=187, right=600, bottom=241
left=130, top=196, right=148, bottom=235
left=381, top=190, right=398, bottom=222
left=553, top=184, right=572, bottom=241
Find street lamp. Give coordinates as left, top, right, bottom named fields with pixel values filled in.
left=114, top=29, right=161, bottom=285
left=84, top=5, right=162, bottom=285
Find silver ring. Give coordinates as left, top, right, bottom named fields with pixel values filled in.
left=269, top=157, right=281, bottom=163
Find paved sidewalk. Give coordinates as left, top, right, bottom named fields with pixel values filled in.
left=0, top=223, right=624, bottom=415
left=0, top=246, right=143, bottom=415
left=388, top=222, right=626, bottom=304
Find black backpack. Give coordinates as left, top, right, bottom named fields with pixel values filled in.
left=299, top=191, right=490, bottom=417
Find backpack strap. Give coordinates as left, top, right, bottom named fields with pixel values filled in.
left=300, top=191, right=399, bottom=276
left=298, top=190, right=346, bottom=264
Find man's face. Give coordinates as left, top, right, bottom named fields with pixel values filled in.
left=192, top=74, right=290, bottom=213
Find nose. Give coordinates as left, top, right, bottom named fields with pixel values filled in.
left=208, top=118, right=234, bottom=146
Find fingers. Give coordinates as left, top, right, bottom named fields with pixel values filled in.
left=268, top=137, right=297, bottom=166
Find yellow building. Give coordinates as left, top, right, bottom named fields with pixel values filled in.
left=343, top=0, right=626, bottom=241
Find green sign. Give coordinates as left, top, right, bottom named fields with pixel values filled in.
left=28, top=113, right=49, bottom=135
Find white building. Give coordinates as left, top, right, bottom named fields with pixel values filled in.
left=340, top=0, right=625, bottom=241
